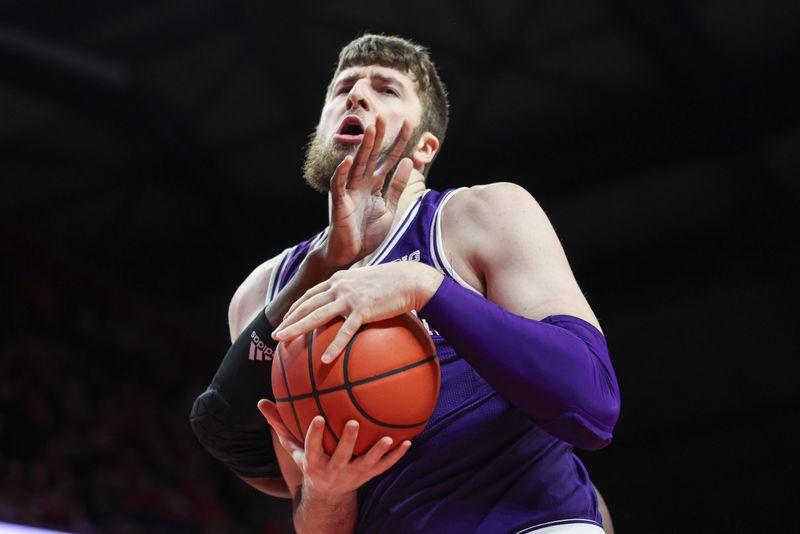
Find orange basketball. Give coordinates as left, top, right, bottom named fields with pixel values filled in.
left=271, top=312, right=440, bottom=456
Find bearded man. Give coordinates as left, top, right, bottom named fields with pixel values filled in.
left=192, top=33, right=620, bottom=534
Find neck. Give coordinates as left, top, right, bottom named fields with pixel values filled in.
left=390, top=175, right=427, bottom=231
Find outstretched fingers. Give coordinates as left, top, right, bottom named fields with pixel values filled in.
left=362, top=115, right=386, bottom=180
left=376, top=121, right=412, bottom=178
left=385, top=158, right=414, bottom=214
left=330, top=156, right=353, bottom=204
left=346, top=124, right=377, bottom=189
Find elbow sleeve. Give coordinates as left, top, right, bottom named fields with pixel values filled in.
left=419, top=276, right=620, bottom=449
left=190, top=309, right=281, bottom=478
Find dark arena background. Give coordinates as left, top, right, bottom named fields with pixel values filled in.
left=2, top=1, right=799, bottom=532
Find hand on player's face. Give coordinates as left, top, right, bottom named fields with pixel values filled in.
left=272, top=262, right=443, bottom=364
left=331, top=114, right=412, bottom=195
left=322, top=115, right=414, bottom=268
left=258, top=400, right=411, bottom=497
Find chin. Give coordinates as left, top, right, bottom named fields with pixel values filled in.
left=331, top=142, right=358, bottom=152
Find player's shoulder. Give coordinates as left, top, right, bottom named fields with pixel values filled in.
left=444, top=182, right=548, bottom=233
left=228, top=256, right=281, bottom=340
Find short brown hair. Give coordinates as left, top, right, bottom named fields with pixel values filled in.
left=329, top=34, right=449, bottom=147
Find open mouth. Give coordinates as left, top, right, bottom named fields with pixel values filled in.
left=336, top=116, right=366, bottom=140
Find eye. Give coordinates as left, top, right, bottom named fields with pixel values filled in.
left=380, top=86, right=399, bottom=96
left=336, top=85, right=352, bottom=95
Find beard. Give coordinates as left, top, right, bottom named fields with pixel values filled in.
left=302, top=123, right=423, bottom=193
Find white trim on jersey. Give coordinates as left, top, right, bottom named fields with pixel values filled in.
left=514, top=519, right=604, bottom=534
left=265, top=227, right=330, bottom=306
left=367, top=190, right=429, bottom=266
left=429, top=187, right=483, bottom=295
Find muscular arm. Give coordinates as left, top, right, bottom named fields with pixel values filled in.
left=441, top=182, right=600, bottom=329
left=423, top=182, right=620, bottom=449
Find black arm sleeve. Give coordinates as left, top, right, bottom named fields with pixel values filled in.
left=190, top=309, right=281, bottom=478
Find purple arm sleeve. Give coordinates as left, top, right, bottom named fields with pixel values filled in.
left=419, top=276, right=620, bottom=450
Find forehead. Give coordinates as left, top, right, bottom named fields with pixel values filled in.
left=332, top=64, right=418, bottom=88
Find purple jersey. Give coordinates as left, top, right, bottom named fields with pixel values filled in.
left=267, top=189, right=603, bottom=533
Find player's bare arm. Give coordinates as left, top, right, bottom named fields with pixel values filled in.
left=441, top=181, right=601, bottom=329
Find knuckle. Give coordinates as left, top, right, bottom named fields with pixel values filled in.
left=338, top=323, right=353, bottom=336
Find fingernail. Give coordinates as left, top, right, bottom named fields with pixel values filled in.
left=321, top=352, right=332, bottom=363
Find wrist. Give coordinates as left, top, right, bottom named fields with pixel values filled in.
left=265, top=248, right=340, bottom=325
left=316, top=236, right=356, bottom=270
left=306, top=245, right=346, bottom=272
left=413, top=263, right=444, bottom=310
left=296, top=483, right=357, bottom=534
left=302, top=483, right=356, bottom=508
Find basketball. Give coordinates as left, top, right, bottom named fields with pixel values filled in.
left=271, top=312, right=440, bottom=456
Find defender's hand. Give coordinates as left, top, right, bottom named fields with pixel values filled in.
left=322, top=115, right=413, bottom=267
left=258, top=400, right=411, bottom=497
left=273, top=262, right=444, bottom=363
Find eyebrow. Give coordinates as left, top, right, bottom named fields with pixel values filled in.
left=334, top=72, right=406, bottom=90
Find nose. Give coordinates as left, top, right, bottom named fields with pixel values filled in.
left=346, top=80, right=371, bottom=112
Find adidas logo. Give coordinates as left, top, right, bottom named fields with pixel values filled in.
left=393, top=249, right=421, bottom=263
left=249, top=331, right=274, bottom=361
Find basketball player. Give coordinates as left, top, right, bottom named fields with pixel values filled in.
left=191, top=34, right=620, bottom=533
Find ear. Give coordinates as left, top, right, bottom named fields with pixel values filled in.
left=411, top=132, right=440, bottom=171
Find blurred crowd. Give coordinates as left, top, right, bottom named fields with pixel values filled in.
left=1, top=237, right=292, bottom=533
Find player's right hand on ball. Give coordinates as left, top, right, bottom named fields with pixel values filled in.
left=258, top=400, right=411, bottom=497
left=322, top=115, right=413, bottom=267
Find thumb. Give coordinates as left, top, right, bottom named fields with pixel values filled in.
left=257, top=399, right=289, bottom=435
left=385, top=158, right=414, bottom=214
left=258, top=400, right=305, bottom=460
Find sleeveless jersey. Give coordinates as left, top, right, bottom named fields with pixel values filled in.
left=266, top=189, right=603, bottom=534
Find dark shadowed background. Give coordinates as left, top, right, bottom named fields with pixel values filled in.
left=2, top=1, right=799, bottom=532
